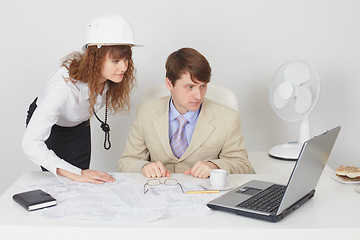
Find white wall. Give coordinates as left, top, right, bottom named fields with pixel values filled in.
left=1, top=0, right=359, bottom=194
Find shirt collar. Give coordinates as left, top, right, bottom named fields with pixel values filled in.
left=78, top=81, right=109, bottom=103
left=169, top=97, right=201, bottom=124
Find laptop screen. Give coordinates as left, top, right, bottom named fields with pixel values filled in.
left=277, top=126, right=341, bottom=214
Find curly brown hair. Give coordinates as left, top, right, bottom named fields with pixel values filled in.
left=62, top=45, right=136, bottom=115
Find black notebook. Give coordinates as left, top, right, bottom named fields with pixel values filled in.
left=13, top=189, right=57, bottom=211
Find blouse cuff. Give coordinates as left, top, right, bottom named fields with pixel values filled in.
left=53, top=160, right=82, bottom=181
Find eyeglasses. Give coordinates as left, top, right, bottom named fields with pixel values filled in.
left=144, top=178, right=184, bottom=194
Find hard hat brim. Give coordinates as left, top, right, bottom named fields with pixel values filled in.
left=82, top=43, right=144, bottom=52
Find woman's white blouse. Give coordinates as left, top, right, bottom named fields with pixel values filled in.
left=22, top=67, right=108, bottom=178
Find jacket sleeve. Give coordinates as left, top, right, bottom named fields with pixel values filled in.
left=117, top=103, right=151, bottom=172
left=210, top=113, right=254, bottom=174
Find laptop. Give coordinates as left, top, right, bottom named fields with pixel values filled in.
left=207, top=126, right=341, bottom=222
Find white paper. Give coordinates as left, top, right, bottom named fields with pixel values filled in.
left=22, top=173, right=225, bottom=223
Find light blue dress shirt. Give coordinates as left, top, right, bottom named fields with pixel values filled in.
left=169, top=98, right=201, bottom=144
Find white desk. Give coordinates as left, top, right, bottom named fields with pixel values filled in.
left=1, top=152, right=359, bottom=240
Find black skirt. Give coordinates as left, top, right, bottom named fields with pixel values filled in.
left=26, top=98, right=91, bottom=171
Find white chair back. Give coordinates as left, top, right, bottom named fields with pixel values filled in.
left=141, top=84, right=239, bottom=111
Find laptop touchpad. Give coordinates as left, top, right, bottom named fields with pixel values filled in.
left=236, top=187, right=262, bottom=196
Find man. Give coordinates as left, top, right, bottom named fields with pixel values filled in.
left=118, top=48, right=253, bottom=178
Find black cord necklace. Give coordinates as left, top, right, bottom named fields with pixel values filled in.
left=93, top=93, right=111, bottom=150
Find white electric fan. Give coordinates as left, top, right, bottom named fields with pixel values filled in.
left=268, top=59, right=320, bottom=160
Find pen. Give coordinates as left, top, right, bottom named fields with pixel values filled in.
left=185, top=190, right=220, bottom=194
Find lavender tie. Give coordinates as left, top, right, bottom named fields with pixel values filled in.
left=170, top=115, right=189, bottom=158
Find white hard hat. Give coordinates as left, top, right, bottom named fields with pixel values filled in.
left=83, top=14, right=141, bottom=51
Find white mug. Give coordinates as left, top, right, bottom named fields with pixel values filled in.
left=209, top=169, right=228, bottom=189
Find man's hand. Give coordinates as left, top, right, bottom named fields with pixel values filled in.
left=184, top=161, right=219, bottom=178
left=142, top=161, right=170, bottom=178
left=57, top=168, right=115, bottom=184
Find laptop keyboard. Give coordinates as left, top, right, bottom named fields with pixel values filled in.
left=236, top=184, right=286, bottom=213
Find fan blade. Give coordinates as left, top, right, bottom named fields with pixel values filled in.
left=278, top=81, right=293, bottom=99
left=295, top=86, right=312, bottom=114
left=284, top=62, right=311, bottom=85
left=273, top=84, right=289, bottom=109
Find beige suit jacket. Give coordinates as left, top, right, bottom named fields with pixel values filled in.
left=118, top=96, right=253, bottom=174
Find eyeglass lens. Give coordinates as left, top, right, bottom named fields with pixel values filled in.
left=147, top=179, right=161, bottom=186
left=144, top=178, right=184, bottom=194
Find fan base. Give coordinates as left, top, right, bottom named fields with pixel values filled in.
left=268, top=142, right=303, bottom=161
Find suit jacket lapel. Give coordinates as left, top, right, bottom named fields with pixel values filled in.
left=180, top=99, right=215, bottom=160
left=153, top=97, right=178, bottom=161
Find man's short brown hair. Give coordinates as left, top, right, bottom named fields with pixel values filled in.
left=165, top=48, right=211, bottom=86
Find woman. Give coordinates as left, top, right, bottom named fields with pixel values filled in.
left=22, top=14, right=139, bottom=183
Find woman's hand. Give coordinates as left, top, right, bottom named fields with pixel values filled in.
left=57, top=168, right=115, bottom=184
